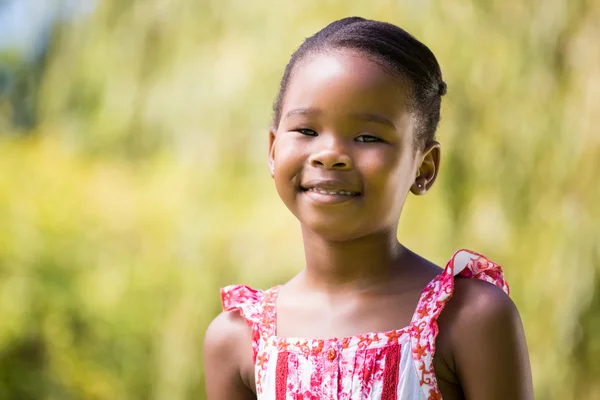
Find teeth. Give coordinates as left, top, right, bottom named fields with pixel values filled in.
left=307, top=188, right=355, bottom=196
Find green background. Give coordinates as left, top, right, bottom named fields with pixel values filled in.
left=0, top=0, right=599, bottom=399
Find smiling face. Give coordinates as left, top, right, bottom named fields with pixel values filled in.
left=269, top=50, right=439, bottom=241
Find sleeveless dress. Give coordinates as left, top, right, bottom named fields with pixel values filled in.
left=221, top=249, right=509, bottom=400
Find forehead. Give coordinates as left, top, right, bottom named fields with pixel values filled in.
left=282, top=50, right=410, bottom=122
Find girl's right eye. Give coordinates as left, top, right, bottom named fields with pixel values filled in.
left=296, top=128, right=317, bottom=136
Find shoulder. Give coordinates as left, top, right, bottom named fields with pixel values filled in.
left=451, top=277, right=518, bottom=322
left=204, top=310, right=253, bottom=355
left=436, top=278, right=517, bottom=364
left=436, top=278, right=533, bottom=399
left=203, top=311, right=256, bottom=397
left=207, top=283, right=271, bottom=376
left=438, top=277, right=522, bottom=356
left=204, top=283, right=269, bottom=398
left=437, top=249, right=516, bottom=342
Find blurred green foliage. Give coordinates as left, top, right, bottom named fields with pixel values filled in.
left=0, top=0, right=599, bottom=399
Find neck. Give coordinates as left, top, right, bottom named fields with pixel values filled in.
left=299, top=226, right=408, bottom=293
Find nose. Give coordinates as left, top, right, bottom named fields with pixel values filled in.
left=308, top=139, right=353, bottom=170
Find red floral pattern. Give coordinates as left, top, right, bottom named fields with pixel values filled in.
left=220, top=249, right=509, bottom=399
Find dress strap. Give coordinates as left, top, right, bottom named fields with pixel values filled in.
left=409, top=249, right=509, bottom=400
left=220, top=284, right=279, bottom=362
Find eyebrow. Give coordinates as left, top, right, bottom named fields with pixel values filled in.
left=350, top=112, right=396, bottom=131
left=284, top=107, right=323, bottom=120
left=284, top=108, right=396, bottom=131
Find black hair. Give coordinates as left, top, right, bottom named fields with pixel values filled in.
left=272, top=17, right=447, bottom=148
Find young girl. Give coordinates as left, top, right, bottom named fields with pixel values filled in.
left=204, top=17, right=533, bottom=400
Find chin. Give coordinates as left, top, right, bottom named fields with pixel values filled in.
left=300, top=217, right=370, bottom=242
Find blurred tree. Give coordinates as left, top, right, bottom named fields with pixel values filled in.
left=0, top=0, right=598, bottom=399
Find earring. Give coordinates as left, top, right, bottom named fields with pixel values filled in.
left=417, top=182, right=423, bottom=189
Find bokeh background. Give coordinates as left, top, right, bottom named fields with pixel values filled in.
left=1, top=0, right=599, bottom=399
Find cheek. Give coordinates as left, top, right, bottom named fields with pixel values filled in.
left=361, top=150, right=402, bottom=185
left=273, top=137, right=306, bottom=196
left=274, top=135, right=305, bottom=166
left=360, top=149, right=414, bottom=201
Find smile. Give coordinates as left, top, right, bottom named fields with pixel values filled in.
left=299, top=179, right=362, bottom=205
left=305, top=187, right=358, bottom=196
left=301, top=187, right=361, bottom=206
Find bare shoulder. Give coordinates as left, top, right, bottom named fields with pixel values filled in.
left=436, top=278, right=534, bottom=399
left=437, top=277, right=523, bottom=362
left=450, top=277, right=518, bottom=322
left=204, top=310, right=252, bottom=357
left=203, top=311, right=255, bottom=399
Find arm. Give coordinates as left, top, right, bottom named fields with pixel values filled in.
left=441, top=279, right=534, bottom=400
left=203, top=311, right=256, bottom=400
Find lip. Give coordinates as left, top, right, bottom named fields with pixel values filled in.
left=300, top=179, right=362, bottom=195
left=299, top=179, right=362, bottom=206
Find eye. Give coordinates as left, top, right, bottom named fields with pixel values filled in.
left=297, top=128, right=318, bottom=136
left=356, top=135, right=381, bottom=143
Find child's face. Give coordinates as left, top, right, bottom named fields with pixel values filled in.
left=269, top=50, right=435, bottom=241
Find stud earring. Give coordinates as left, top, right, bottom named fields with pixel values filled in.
left=417, top=182, right=423, bottom=189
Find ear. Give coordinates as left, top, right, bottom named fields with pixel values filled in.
left=411, top=141, right=441, bottom=195
left=268, top=128, right=276, bottom=178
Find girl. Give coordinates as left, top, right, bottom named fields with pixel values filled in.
left=204, top=17, right=533, bottom=400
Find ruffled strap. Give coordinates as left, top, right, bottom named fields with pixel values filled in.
left=221, top=285, right=266, bottom=325
left=452, top=249, right=509, bottom=293
left=220, top=284, right=279, bottom=362
left=409, top=249, right=509, bottom=400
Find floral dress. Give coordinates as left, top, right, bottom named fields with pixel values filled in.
left=221, top=249, right=509, bottom=400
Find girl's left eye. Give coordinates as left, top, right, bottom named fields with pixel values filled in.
left=356, top=135, right=381, bottom=143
